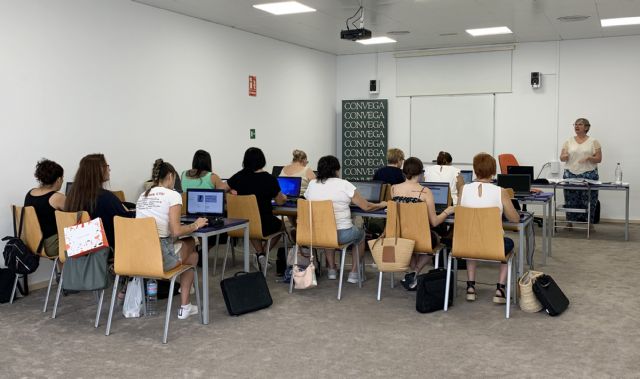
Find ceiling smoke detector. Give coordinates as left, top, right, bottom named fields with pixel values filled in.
left=557, top=15, right=590, bottom=22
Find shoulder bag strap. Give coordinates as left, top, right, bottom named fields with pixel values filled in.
left=394, top=201, right=401, bottom=245
left=17, top=206, right=26, bottom=239
left=308, top=201, right=313, bottom=262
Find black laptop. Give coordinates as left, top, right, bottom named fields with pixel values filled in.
left=271, top=166, right=284, bottom=177
left=181, top=189, right=225, bottom=226
left=419, top=182, right=450, bottom=213
left=497, top=174, right=531, bottom=197
left=352, top=181, right=383, bottom=203
left=460, top=170, right=473, bottom=184
left=276, top=176, right=302, bottom=205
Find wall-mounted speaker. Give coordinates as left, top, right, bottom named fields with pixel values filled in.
left=369, top=79, right=379, bottom=94
left=531, top=72, right=541, bottom=89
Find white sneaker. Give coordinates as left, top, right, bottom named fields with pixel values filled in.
left=327, top=269, right=337, bottom=280
left=258, top=254, right=268, bottom=271
left=177, top=303, right=199, bottom=320
left=347, top=272, right=360, bottom=284
left=251, top=254, right=260, bottom=271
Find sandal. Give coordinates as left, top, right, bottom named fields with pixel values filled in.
left=493, top=283, right=507, bottom=304
left=466, top=281, right=476, bottom=301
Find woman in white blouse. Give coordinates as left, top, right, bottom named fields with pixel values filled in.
left=559, top=118, right=602, bottom=227
left=424, top=151, right=464, bottom=205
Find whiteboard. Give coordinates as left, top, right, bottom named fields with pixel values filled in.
left=410, top=95, right=494, bottom=164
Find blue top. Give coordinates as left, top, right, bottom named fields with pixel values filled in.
left=372, top=166, right=405, bottom=185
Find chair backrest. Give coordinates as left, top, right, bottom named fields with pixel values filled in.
left=226, top=194, right=264, bottom=239
left=296, top=199, right=340, bottom=249
left=451, top=206, right=505, bottom=261
left=12, top=205, right=44, bottom=257
left=114, top=216, right=165, bottom=277
left=54, top=210, right=90, bottom=263
left=181, top=192, right=187, bottom=216
left=385, top=201, right=432, bottom=253
left=111, top=190, right=126, bottom=202
left=381, top=184, right=392, bottom=201
left=498, top=154, right=519, bottom=174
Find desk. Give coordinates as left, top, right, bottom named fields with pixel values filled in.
left=519, top=192, right=553, bottom=265
left=534, top=182, right=630, bottom=241
left=192, top=218, right=249, bottom=325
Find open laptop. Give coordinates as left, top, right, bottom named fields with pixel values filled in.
left=460, top=170, right=473, bottom=184
left=352, top=181, right=383, bottom=203
left=497, top=174, right=531, bottom=197
left=271, top=166, right=284, bottom=177
left=507, top=166, right=534, bottom=182
left=276, top=176, right=302, bottom=205
left=419, top=182, right=450, bottom=213
left=181, top=189, right=225, bottom=226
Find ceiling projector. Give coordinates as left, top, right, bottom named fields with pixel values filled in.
left=340, top=28, right=372, bottom=41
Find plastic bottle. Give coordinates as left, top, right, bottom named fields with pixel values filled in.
left=614, top=163, right=623, bottom=185
left=146, top=279, right=158, bottom=316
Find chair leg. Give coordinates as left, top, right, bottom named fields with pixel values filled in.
left=506, top=258, right=512, bottom=319
left=105, top=274, right=120, bottom=336
left=390, top=272, right=394, bottom=289
left=9, top=274, right=19, bottom=304
left=288, top=245, right=296, bottom=294
left=163, top=277, right=177, bottom=344
left=354, top=244, right=362, bottom=289
left=434, top=251, right=439, bottom=269
left=221, top=238, right=231, bottom=279
left=52, top=270, right=64, bottom=319
left=43, top=258, right=58, bottom=312
left=263, top=239, right=271, bottom=277
left=212, top=234, right=220, bottom=277
left=95, top=289, right=105, bottom=328
left=193, top=267, right=203, bottom=324
left=444, top=254, right=453, bottom=312
left=337, top=248, right=347, bottom=300
left=377, top=272, right=383, bottom=301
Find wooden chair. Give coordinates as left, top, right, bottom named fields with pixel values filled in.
left=444, top=206, right=516, bottom=319
left=111, top=190, right=126, bottom=203
left=51, top=211, right=105, bottom=327
left=289, top=199, right=361, bottom=300
left=181, top=192, right=187, bottom=216
left=380, top=201, right=445, bottom=300
left=381, top=184, right=392, bottom=201
left=498, top=153, right=519, bottom=174
left=105, top=216, right=202, bottom=344
left=8, top=206, right=45, bottom=304
left=221, top=194, right=287, bottom=278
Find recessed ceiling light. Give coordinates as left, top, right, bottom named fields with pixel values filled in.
left=557, top=15, right=590, bottom=22
left=356, top=36, right=397, bottom=45
left=601, top=16, right=640, bottom=27
left=466, top=26, right=512, bottom=37
left=253, top=1, right=316, bottom=15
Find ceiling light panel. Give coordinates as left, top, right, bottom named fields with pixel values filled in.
left=466, top=26, right=513, bottom=37
left=601, top=16, right=640, bottom=27
left=356, top=36, right=397, bottom=45
left=253, top=1, right=316, bottom=15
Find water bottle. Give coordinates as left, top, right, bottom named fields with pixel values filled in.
left=614, top=163, right=623, bottom=185
left=146, top=279, right=158, bottom=316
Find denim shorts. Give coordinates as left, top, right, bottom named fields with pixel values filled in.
left=160, top=237, right=183, bottom=271
left=337, top=226, right=365, bottom=246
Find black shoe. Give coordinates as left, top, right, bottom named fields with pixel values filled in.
left=401, top=272, right=416, bottom=291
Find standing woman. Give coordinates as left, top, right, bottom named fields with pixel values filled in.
left=181, top=149, right=229, bottom=191
left=281, top=149, right=316, bottom=194
left=559, top=118, right=602, bottom=227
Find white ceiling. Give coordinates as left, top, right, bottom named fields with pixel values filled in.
left=133, top=0, right=640, bottom=55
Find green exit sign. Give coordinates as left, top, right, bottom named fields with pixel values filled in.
left=249, top=129, right=255, bottom=139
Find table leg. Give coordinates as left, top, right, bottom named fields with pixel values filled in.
left=243, top=224, right=250, bottom=272
left=518, top=225, right=525, bottom=280
left=201, top=235, right=210, bottom=325
left=542, top=201, right=547, bottom=265
left=547, top=199, right=553, bottom=257
left=625, top=188, right=630, bottom=241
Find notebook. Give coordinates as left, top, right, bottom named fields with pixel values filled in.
left=352, top=181, right=383, bottom=202
left=460, top=170, right=473, bottom=184
left=419, top=182, right=450, bottom=213
left=181, top=189, right=225, bottom=225
left=497, top=174, right=531, bottom=197
left=277, top=176, right=302, bottom=204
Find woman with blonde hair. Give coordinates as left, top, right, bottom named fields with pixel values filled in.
left=373, top=148, right=405, bottom=185
left=281, top=149, right=315, bottom=193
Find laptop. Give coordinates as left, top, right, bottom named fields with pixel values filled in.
left=352, top=181, right=383, bottom=203
left=276, top=177, right=302, bottom=205
left=460, top=170, right=473, bottom=184
left=271, top=166, right=284, bottom=177
left=65, top=182, right=73, bottom=195
left=419, top=182, right=450, bottom=213
left=507, top=166, right=534, bottom=183
left=497, top=174, right=531, bottom=197
left=181, top=189, right=225, bottom=226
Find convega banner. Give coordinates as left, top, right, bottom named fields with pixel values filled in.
left=341, top=99, right=388, bottom=181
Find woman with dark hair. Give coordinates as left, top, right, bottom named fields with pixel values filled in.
left=24, top=159, right=66, bottom=258
left=136, top=159, right=205, bottom=320
left=304, top=155, right=386, bottom=282
left=65, top=154, right=133, bottom=248
left=227, top=147, right=286, bottom=270
left=181, top=149, right=229, bottom=191
left=424, top=151, right=464, bottom=204
left=390, top=157, right=455, bottom=290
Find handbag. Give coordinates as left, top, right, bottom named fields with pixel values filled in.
left=292, top=201, right=317, bottom=290
left=415, top=268, right=453, bottom=313
left=368, top=202, right=415, bottom=272
left=518, top=270, right=544, bottom=313
left=220, top=271, right=273, bottom=316
left=533, top=274, right=570, bottom=316
left=63, top=217, right=109, bottom=258
left=1, top=206, right=41, bottom=275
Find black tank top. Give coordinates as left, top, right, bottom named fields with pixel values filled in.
left=24, top=190, right=57, bottom=238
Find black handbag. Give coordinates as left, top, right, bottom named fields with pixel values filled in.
left=416, top=268, right=453, bottom=313
left=532, top=274, right=569, bottom=316
left=220, top=271, right=272, bottom=316
left=0, top=268, right=17, bottom=303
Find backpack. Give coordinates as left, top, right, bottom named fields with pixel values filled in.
left=2, top=206, right=41, bottom=275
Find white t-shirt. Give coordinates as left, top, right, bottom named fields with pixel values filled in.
left=460, top=182, right=503, bottom=214
left=425, top=165, right=461, bottom=204
left=304, top=178, right=356, bottom=230
left=136, top=186, right=182, bottom=238
left=562, top=137, right=601, bottom=175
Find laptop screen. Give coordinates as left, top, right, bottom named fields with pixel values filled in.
left=352, top=181, right=383, bottom=202
left=271, top=166, right=284, bottom=177
left=186, top=189, right=224, bottom=216
left=65, top=182, right=73, bottom=195
left=420, top=182, right=450, bottom=205
left=460, top=170, right=473, bottom=184
left=507, top=166, right=534, bottom=183
left=497, top=174, right=531, bottom=194
left=277, top=177, right=302, bottom=198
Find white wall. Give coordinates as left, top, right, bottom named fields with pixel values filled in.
left=0, top=0, right=336, bottom=284
left=337, top=36, right=639, bottom=221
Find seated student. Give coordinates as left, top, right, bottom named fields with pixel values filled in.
left=459, top=153, right=520, bottom=304
left=372, top=148, right=405, bottom=185
left=24, top=159, right=66, bottom=258
left=424, top=151, right=464, bottom=205
left=390, top=157, right=454, bottom=290
left=181, top=149, right=229, bottom=191
left=305, top=155, right=387, bottom=282
left=136, top=159, right=205, bottom=320
left=280, top=149, right=316, bottom=194
left=227, top=147, right=286, bottom=270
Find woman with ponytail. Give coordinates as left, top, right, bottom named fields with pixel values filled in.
left=424, top=151, right=464, bottom=204
left=136, top=159, right=206, bottom=320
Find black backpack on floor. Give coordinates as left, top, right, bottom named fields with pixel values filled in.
left=2, top=206, right=41, bottom=276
